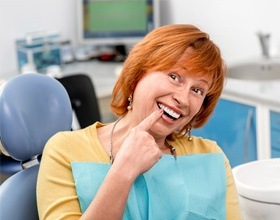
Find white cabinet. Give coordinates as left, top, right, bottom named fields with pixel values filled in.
left=193, top=93, right=280, bottom=167
left=193, top=98, right=257, bottom=168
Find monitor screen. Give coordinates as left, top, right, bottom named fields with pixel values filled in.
left=77, top=0, right=160, bottom=46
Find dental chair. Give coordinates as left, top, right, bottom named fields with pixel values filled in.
left=0, top=73, right=72, bottom=220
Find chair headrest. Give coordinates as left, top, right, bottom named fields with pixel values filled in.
left=0, top=73, right=72, bottom=162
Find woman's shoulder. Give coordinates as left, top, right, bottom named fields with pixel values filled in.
left=174, top=135, right=224, bottom=155
left=47, top=123, right=97, bottom=144
left=43, top=122, right=106, bottom=161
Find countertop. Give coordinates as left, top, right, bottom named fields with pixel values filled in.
left=223, top=78, right=280, bottom=109
left=62, top=60, right=120, bottom=98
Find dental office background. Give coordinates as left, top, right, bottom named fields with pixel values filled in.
left=0, top=0, right=280, bottom=80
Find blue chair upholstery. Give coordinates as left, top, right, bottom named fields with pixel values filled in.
left=0, top=73, right=72, bottom=220
left=0, top=154, right=21, bottom=176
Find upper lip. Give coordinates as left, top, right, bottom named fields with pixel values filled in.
left=157, top=102, right=184, bottom=118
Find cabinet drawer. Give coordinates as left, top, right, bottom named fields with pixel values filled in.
left=271, top=148, right=280, bottom=158
left=271, top=130, right=280, bottom=149
left=270, top=111, right=280, bottom=130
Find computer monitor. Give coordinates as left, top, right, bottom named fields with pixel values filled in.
left=77, top=0, right=160, bottom=47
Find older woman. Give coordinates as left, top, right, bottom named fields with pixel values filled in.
left=37, top=24, right=242, bottom=219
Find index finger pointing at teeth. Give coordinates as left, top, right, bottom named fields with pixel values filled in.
left=137, top=109, right=163, bottom=132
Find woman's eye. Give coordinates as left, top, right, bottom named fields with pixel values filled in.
left=193, top=87, right=204, bottom=96
left=169, top=73, right=180, bottom=82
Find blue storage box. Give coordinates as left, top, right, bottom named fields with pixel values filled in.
left=16, top=34, right=61, bottom=72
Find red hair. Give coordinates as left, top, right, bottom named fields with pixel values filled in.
left=111, top=24, right=226, bottom=131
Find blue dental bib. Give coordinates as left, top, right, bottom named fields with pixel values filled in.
left=71, top=153, right=226, bottom=219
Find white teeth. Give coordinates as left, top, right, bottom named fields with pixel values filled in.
left=158, top=103, right=180, bottom=119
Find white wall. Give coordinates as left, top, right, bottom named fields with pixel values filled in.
left=1, top=0, right=280, bottom=80
left=0, top=0, right=77, bottom=80
left=160, top=0, right=280, bottom=65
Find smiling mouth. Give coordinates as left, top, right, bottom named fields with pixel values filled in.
left=157, top=103, right=181, bottom=120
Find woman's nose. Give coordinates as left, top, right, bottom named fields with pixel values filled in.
left=172, top=89, right=190, bottom=107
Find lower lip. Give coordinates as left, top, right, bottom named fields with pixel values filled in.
left=161, top=114, right=177, bottom=125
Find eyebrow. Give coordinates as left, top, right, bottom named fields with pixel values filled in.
left=198, top=78, right=212, bottom=90
left=200, top=78, right=211, bottom=86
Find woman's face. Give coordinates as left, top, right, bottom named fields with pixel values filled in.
left=131, top=65, right=212, bottom=139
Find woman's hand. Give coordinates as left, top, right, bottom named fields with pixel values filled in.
left=113, top=109, right=163, bottom=178
left=82, top=111, right=163, bottom=220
